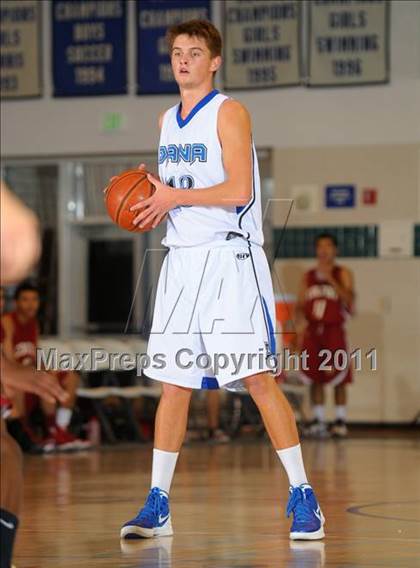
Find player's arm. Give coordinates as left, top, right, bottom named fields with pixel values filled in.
left=131, top=100, right=253, bottom=228
left=1, top=356, right=69, bottom=405
left=179, top=100, right=252, bottom=205
left=328, top=267, right=355, bottom=311
left=1, top=314, right=15, bottom=362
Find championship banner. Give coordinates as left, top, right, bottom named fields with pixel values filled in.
left=52, top=0, right=127, bottom=97
left=1, top=1, right=42, bottom=99
left=308, top=0, right=390, bottom=86
left=137, top=0, right=210, bottom=94
left=223, top=0, right=301, bottom=90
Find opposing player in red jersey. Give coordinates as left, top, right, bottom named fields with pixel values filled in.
left=296, top=233, right=355, bottom=438
left=2, top=282, right=89, bottom=451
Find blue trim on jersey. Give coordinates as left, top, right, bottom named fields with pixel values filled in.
left=262, top=297, right=276, bottom=355
left=177, top=89, right=219, bottom=129
left=201, top=376, right=219, bottom=390
left=238, top=140, right=256, bottom=232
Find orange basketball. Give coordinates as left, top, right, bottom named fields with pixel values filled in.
left=105, top=169, right=156, bottom=232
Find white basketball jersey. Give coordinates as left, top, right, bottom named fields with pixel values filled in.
left=158, top=90, right=264, bottom=248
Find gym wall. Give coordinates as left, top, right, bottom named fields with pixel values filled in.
left=1, top=0, right=419, bottom=423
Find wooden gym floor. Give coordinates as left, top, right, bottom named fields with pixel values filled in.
left=14, top=436, right=420, bottom=567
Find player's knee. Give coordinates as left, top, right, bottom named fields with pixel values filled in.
left=161, top=382, right=192, bottom=402
left=244, top=373, right=274, bottom=400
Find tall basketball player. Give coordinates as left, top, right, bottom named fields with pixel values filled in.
left=296, top=234, right=355, bottom=438
left=118, top=20, right=325, bottom=541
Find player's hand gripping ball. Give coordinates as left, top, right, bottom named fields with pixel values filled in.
left=104, top=168, right=156, bottom=232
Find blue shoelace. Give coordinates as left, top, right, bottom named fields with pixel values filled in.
left=286, top=487, right=315, bottom=524
left=137, top=487, right=165, bottom=524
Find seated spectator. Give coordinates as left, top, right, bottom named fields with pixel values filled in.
left=1, top=282, right=90, bottom=451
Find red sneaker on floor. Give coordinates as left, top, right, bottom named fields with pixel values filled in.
left=49, top=426, right=92, bottom=452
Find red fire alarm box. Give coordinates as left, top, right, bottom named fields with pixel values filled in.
left=362, top=188, right=377, bottom=205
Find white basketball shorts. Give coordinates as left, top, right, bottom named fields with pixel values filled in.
left=145, top=242, right=277, bottom=391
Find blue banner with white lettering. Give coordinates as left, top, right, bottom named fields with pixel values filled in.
left=137, top=0, right=210, bottom=94
left=52, top=0, right=127, bottom=97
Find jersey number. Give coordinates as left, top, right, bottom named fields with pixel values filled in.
left=166, top=176, right=194, bottom=209
left=166, top=175, right=195, bottom=189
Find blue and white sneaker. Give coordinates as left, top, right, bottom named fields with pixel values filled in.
left=286, top=484, right=325, bottom=540
left=120, top=487, right=173, bottom=539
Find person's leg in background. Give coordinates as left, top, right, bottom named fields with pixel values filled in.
left=1, top=417, right=23, bottom=568
left=309, top=382, right=329, bottom=438
left=56, top=371, right=78, bottom=430
left=6, top=392, right=41, bottom=453
left=328, top=328, right=351, bottom=438
left=206, top=389, right=230, bottom=443
left=41, top=371, right=90, bottom=451
left=244, top=372, right=325, bottom=540
left=331, top=382, right=348, bottom=437
left=121, top=383, right=192, bottom=538
left=298, top=330, right=329, bottom=438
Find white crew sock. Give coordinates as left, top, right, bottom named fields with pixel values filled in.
left=277, top=444, right=309, bottom=487
left=313, top=405, right=325, bottom=423
left=56, top=407, right=72, bottom=429
left=336, top=405, right=346, bottom=421
left=151, top=449, right=179, bottom=494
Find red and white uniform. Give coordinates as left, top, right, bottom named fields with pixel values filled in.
left=9, top=311, right=38, bottom=367
left=7, top=311, right=40, bottom=413
left=299, top=266, right=353, bottom=385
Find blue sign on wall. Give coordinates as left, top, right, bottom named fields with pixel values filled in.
left=325, top=185, right=356, bottom=208
left=52, top=0, right=127, bottom=97
left=137, top=0, right=210, bottom=95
